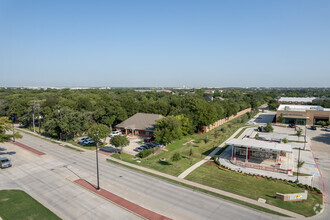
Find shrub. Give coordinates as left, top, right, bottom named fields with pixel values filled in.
left=264, top=123, right=274, bottom=132
left=255, top=133, right=259, bottom=139
left=282, top=138, right=288, bottom=143
left=203, top=135, right=209, bottom=144
left=172, top=152, right=181, bottom=162
left=138, top=149, right=152, bottom=158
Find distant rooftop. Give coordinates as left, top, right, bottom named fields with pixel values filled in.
left=278, top=97, right=318, bottom=103
left=277, top=104, right=330, bottom=112
left=226, top=138, right=292, bottom=153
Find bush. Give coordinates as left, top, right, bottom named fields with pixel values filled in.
left=203, top=135, right=209, bottom=144
left=172, top=152, right=181, bottom=162
left=189, top=148, right=193, bottom=156
left=138, top=149, right=152, bottom=158
left=282, top=138, right=288, bottom=143
left=264, top=123, right=274, bottom=132
left=255, top=133, right=259, bottom=139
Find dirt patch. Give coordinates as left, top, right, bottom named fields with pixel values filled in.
left=0, top=198, right=9, bottom=202
left=205, top=161, right=218, bottom=167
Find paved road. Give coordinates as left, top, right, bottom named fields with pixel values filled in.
left=0, top=132, right=281, bottom=220
left=306, top=128, right=330, bottom=220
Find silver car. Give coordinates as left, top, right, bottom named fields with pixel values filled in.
left=0, top=157, right=12, bottom=169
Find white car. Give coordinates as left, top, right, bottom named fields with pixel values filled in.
left=109, top=131, right=122, bottom=137
left=78, top=137, right=92, bottom=144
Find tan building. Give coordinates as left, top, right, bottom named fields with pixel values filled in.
left=276, top=104, right=330, bottom=126
left=115, top=113, right=164, bottom=137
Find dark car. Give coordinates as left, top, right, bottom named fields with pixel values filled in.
left=289, top=124, right=296, bottom=128
left=144, top=137, right=155, bottom=142
left=310, top=126, right=317, bottom=130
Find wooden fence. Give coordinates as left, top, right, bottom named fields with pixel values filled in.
left=199, top=108, right=252, bottom=133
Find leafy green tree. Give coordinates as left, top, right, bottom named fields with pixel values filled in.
left=296, top=128, right=302, bottom=141
left=88, top=124, right=110, bottom=146
left=264, top=123, right=274, bottom=132
left=175, top=114, right=193, bottom=135
left=110, top=135, right=130, bottom=153
left=154, top=116, right=183, bottom=144
left=172, top=152, right=181, bottom=162
left=277, top=113, right=284, bottom=123
left=0, top=117, right=22, bottom=142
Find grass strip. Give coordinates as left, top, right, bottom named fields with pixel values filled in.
left=18, top=128, right=84, bottom=152
left=64, top=145, right=84, bottom=152
left=106, top=159, right=289, bottom=217
left=0, top=190, right=60, bottom=220
left=234, top=126, right=253, bottom=138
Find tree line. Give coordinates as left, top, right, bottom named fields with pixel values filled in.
left=0, top=87, right=312, bottom=140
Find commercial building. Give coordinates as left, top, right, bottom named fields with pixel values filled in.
left=276, top=104, right=330, bottom=126
left=115, top=113, right=164, bottom=137
left=276, top=97, right=318, bottom=105
left=226, top=138, right=293, bottom=175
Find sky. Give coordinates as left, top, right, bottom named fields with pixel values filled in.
left=0, top=0, right=330, bottom=88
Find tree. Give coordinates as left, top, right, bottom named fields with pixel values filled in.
left=296, top=127, right=302, bottom=141
left=172, top=152, right=181, bottom=162
left=277, top=114, right=284, bottom=123
left=154, top=116, right=183, bottom=144
left=282, top=138, right=288, bottom=143
left=110, top=135, right=130, bottom=154
left=175, top=114, right=193, bottom=136
left=0, top=117, right=22, bottom=142
left=88, top=124, right=110, bottom=144
left=214, top=130, right=219, bottom=139
left=264, top=123, right=274, bottom=132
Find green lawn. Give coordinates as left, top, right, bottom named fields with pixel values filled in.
left=0, top=190, right=60, bottom=220
left=111, top=112, right=258, bottom=176
left=185, top=164, right=322, bottom=217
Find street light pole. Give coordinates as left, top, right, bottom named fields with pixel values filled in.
left=304, top=125, right=307, bottom=150
left=58, top=108, right=62, bottom=140
left=95, top=134, right=100, bottom=190
left=296, top=147, right=301, bottom=183
left=11, top=115, right=15, bottom=142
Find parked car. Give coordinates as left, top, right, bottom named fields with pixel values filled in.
left=0, top=157, right=12, bottom=169
left=134, top=146, right=147, bottom=152
left=310, top=126, right=317, bottom=130
left=83, top=140, right=95, bottom=145
left=144, top=137, right=155, bottom=142
left=78, top=137, right=92, bottom=144
left=325, top=127, right=330, bottom=132
left=289, top=124, right=296, bottom=128
left=110, top=131, right=122, bottom=137
left=151, top=142, right=164, bottom=148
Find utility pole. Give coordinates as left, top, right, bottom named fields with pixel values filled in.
left=37, top=103, right=41, bottom=134
left=32, top=101, right=35, bottom=133
left=11, top=114, right=15, bottom=142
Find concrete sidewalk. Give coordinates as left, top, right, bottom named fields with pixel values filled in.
left=177, top=126, right=251, bottom=179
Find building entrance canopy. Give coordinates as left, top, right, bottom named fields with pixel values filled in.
left=226, top=138, right=292, bottom=153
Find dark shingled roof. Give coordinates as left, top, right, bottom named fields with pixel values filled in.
left=115, top=113, right=164, bottom=131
